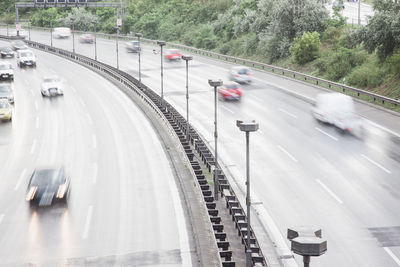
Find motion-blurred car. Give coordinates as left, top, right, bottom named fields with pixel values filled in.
left=0, top=84, right=14, bottom=104
left=10, top=29, right=28, bottom=38
left=26, top=167, right=70, bottom=207
left=0, top=62, right=14, bottom=81
left=79, top=33, right=94, bottom=44
left=218, top=82, right=242, bottom=101
left=0, top=99, right=12, bottom=122
left=164, top=49, right=181, bottom=61
left=16, top=49, right=36, bottom=67
left=125, top=40, right=141, bottom=53
left=10, top=40, right=28, bottom=51
left=0, top=47, right=15, bottom=58
left=41, top=75, right=63, bottom=97
left=229, top=66, right=252, bottom=84
left=53, top=27, right=71, bottom=39
left=312, top=93, right=363, bottom=134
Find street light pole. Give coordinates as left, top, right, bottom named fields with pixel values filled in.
left=157, top=40, right=166, bottom=109
left=93, top=21, right=97, bottom=61
left=236, top=120, right=259, bottom=267
left=28, top=22, right=31, bottom=41
left=208, top=79, right=223, bottom=201
left=70, top=18, right=75, bottom=53
left=116, top=26, right=120, bottom=69
left=135, top=33, right=143, bottom=88
left=50, top=15, right=53, bottom=47
left=358, top=0, right=361, bottom=26
left=182, top=55, right=193, bottom=139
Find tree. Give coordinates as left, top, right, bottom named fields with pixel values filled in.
left=58, top=7, right=99, bottom=31
left=290, top=31, right=321, bottom=65
left=359, top=0, right=400, bottom=59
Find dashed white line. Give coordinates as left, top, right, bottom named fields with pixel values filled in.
left=384, top=247, right=400, bottom=266
left=30, top=89, right=34, bottom=96
left=71, top=86, right=77, bottom=93
left=315, top=127, right=338, bottom=141
left=0, top=214, right=4, bottom=224
left=278, top=108, right=298, bottom=119
left=35, top=117, right=39, bottom=129
left=316, top=179, right=343, bottom=204
left=79, top=98, right=86, bottom=107
left=361, top=154, right=391, bottom=174
left=82, top=205, right=93, bottom=239
left=92, top=162, right=98, bottom=184
left=277, top=145, right=298, bottom=162
left=92, top=134, right=97, bottom=149
left=14, top=168, right=27, bottom=191
left=30, top=139, right=37, bottom=154
left=34, top=102, right=39, bottom=111
left=86, top=113, right=93, bottom=125
left=221, top=105, right=234, bottom=114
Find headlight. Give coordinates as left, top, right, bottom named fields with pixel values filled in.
left=26, top=186, right=37, bottom=201
left=56, top=184, right=67, bottom=198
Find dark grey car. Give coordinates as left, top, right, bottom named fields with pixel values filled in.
left=26, top=167, right=70, bottom=207
left=0, top=47, right=14, bottom=58
left=10, top=40, right=28, bottom=51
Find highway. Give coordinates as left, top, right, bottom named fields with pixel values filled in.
left=0, top=39, right=195, bottom=266
left=2, top=28, right=400, bottom=267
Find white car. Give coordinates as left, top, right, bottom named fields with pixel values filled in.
left=229, top=66, right=252, bottom=84
left=53, top=27, right=71, bottom=39
left=312, top=93, right=363, bottom=134
left=16, top=49, right=36, bottom=67
left=0, top=62, right=14, bottom=81
left=41, top=76, right=63, bottom=97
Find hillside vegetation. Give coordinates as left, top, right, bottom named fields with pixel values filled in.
left=1, top=0, right=399, bottom=100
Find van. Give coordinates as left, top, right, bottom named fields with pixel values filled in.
left=53, top=27, right=71, bottom=39
left=312, top=93, right=363, bottom=134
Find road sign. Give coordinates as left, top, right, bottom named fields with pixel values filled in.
left=16, top=24, right=22, bottom=30
left=117, top=19, right=122, bottom=27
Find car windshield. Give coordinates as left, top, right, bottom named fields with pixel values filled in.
left=237, top=68, right=249, bottom=75
left=31, top=169, right=64, bottom=186
left=0, top=64, right=11, bottom=70
left=44, top=77, right=59, bottom=83
left=0, top=85, right=11, bottom=92
left=226, top=84, right=238, bottom=89
left=0, top=101, right=9, bottom=108
left=21, top=52, right=33, bottom=57
left=14, top=41, right=24, bottom=46
left=1, top=47, right=11, bottom=52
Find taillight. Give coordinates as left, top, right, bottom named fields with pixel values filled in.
left=56, top=184, right=67, bottom=198
left=26, top=187, right=37, bottom=201
left=234, top=74, right=239, bottom=77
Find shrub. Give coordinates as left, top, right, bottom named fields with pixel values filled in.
left=290, top=31, right=321, bottom=65
left=389, top=53, right=400, bottom=75
left=194, top=25, right=217, bottom=50
left=347, top=62, right=385, bottom=88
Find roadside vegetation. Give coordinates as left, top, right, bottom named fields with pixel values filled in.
left=1, top=0, right=399, bottom=99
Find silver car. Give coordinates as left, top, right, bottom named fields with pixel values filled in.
left=0, top=62, right=14, bottom=81
left=41, top=76, right=63, bottom=97
left=0, top=83, right=14, bottom=104
left=228, top=66, right=252, bottom=84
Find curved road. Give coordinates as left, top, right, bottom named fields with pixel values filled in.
left=2, top=28, right=400, bottom=267
left=0, top=40, right=195, bottom=266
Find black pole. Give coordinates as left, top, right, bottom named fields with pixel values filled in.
left=72, top=23, right=75, bottom=53
left=116, top=27, right=119, bottom=69
left=50, top=19, right=53, bottom=47
left=303, top=255, right=310, bottom=267
left=245, top=130, right=251, bottom=267
left=214, top=85, right=219, bottom=201
left=138, top=36, right=141, bottom=87
left=94, top=23, right=97, bottom=60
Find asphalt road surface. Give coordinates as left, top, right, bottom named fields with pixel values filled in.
left=2, top=29, right=400, bottom=267
left=0, top=39, right=195, bottom=266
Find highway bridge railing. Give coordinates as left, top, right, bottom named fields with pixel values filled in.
left=0, top=34, right=273, bottom=266
left=2, top=23, right=398, bottom=110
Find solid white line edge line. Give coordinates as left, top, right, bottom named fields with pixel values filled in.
left=315, top=179, right=343, bottom=204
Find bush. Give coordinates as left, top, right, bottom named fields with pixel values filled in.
left=290, top=32, right=321, bottom=65
left=347, top=62, right=385, bottom=88
left=258, top=34, right=291, bottom=63
left=194, top=25, right=217, bottom=50
left=389, top=53, right=400, bottom=75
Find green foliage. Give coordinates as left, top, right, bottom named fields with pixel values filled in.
left=347, top=60, right=385, bottom=88
left=30, top=8, right=60, bottom=28
left=388, top=53, right=400, bottom=75
left=290, top=32, right=321, bottom=65
left=258, top=34, right=291, bottom=63
left=58, top=7, right=99, bottom=31
left=194, top=25, right=217, bottom=50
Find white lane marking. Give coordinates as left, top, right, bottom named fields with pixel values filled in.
left=34, top=101, right=39, bottom=111
left=14, top=168, right=27, bottom=191
left=92, top=162, right=98, bottom=184
left=30, top=89, right=34, bottom=96
left=367, top=120, right=400, bottom=139
left=30, top=139, right=37, bottom=154
left=316, top=179, right=343, bottom=204
left=221, top=105, right=234, bottom=114
left=0, top=214, right=4, bottom=224
left=315, top=127, right=338, bottom=141
left=82, top=205, right=93, bottom=239
left=35, top=117, right=39, bottom=129
left=277, top=145, right=298, bottom=162
left=79, top=97, right=86, bottom=107
left=71, top=86, right=77, bottom=93
left=278, top=108, right=298, bottom=119
left=86, top=113, right=93, bottom=125
left=361, top=154, right=391, bottom=174
left=92, top=134, right=97, bottom=149
left=384, top=247, right=400, bottom=266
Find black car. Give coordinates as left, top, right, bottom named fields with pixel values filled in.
left=10, top=40, right=28, bottom=51
left=0, top=47, right=14, bottom=58
left=26, top=167, right=70, bottom=207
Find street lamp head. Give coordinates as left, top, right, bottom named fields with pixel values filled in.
left=208, top=79, right=223, bottom=87
left=182, top=55, right=193, bottom=61
left=135, top=33, right=143, bottom=38
left=236, top=120, right=259, bottom=132
left=157, top=40, right=166, bottom=46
